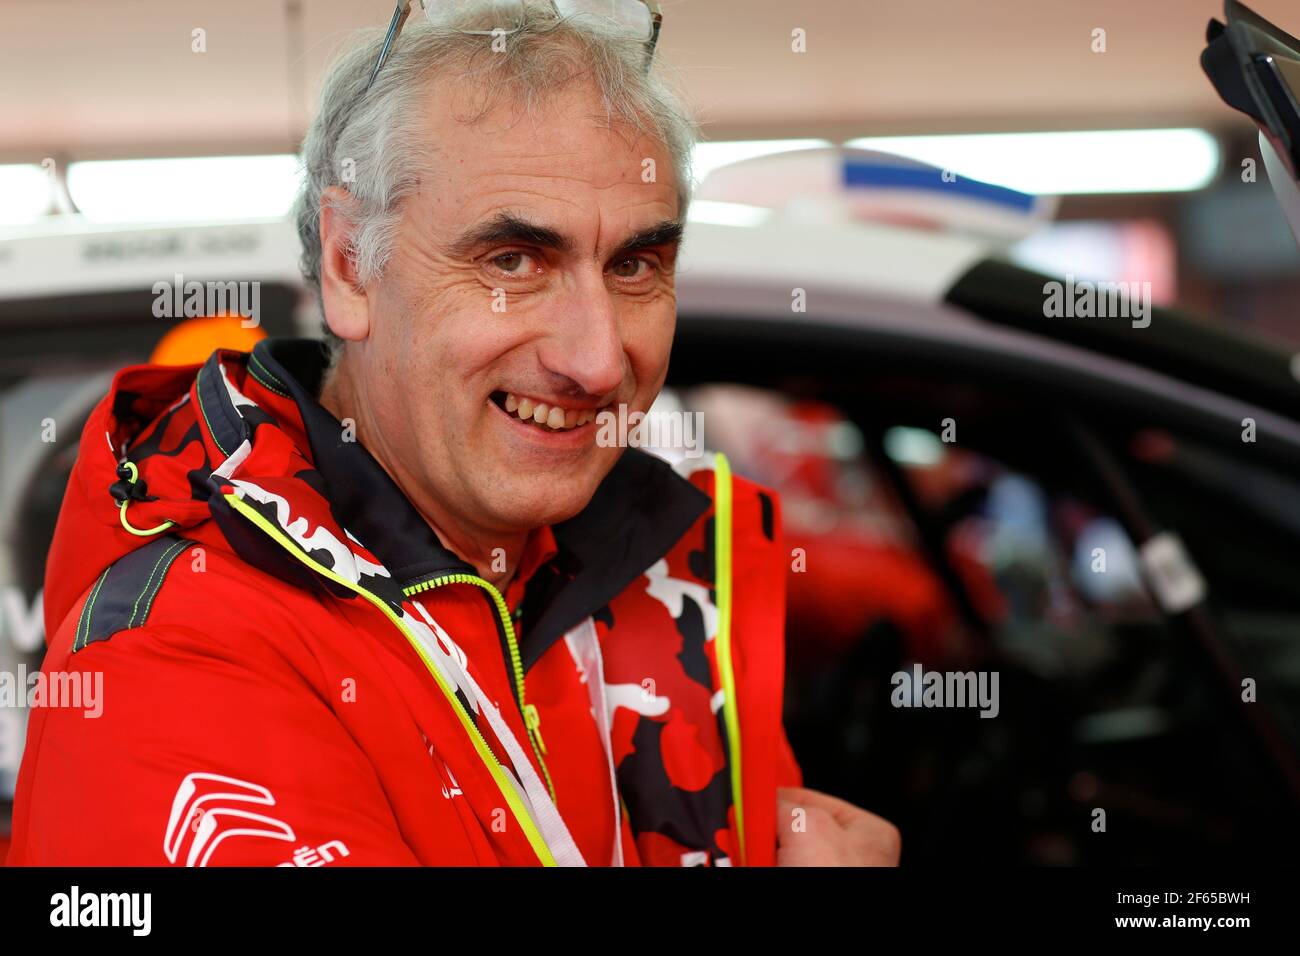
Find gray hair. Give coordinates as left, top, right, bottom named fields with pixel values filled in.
left=293, top=1, right=698, bottom=327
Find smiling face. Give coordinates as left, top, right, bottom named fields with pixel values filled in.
left=318, top=74, right=682, bottom=543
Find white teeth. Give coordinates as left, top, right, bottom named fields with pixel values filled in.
left=500, top=392, right=600, bottom=431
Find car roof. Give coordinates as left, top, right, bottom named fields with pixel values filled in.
left=675, top=220, right=1300, bottom=424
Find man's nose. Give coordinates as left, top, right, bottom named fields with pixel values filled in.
left=536, top=279, right=624, bottom=400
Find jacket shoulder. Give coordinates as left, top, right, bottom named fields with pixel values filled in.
left=56, top=534, right=320, bottom=657
left=66, top=535, right=195, bottom=654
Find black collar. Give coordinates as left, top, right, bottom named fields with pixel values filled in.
left=250, top=338, right=711, bottom=668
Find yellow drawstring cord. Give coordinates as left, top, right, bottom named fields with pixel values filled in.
left=117, top=461, right=177, bottom=537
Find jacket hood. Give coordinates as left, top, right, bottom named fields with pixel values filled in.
left=45, top=339, right=710, bottom=664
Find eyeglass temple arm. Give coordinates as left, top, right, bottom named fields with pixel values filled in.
left=644, top=5, right=662, bottom=71
left=366, top=2, right=415, bottom=93
left=367, top=1, right=661, bottom=88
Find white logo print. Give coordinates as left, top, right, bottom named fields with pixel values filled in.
left=227, top=478, right=391, bottom=584
left=643, top=558, right=719, bottom=641
left=164, top=772, right=296, bottom=867
left=278, top=840, right=351, bottom=867
left=441, top=763, right=464, bottom=800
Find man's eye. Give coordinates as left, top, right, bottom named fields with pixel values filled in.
left=611, top=257, right=650, bottom=279
left=491, top=252, right=535, bottom=274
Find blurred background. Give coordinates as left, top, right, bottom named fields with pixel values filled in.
left=4, top=0, right=1300, bottom=865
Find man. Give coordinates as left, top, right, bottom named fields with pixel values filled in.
left=9, top=1, right=899, bottom=867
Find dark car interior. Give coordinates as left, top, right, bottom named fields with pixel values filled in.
left=669, top=301, right=1300, bottom=864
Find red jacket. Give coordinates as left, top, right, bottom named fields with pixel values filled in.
left=9, top=339, right=800, bottom=866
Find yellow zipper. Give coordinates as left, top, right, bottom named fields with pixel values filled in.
left=221, top=492, right=558, bottom=865
left=404, top=573, right=557, bottom=804
left=712, top=451, right=744, bottom=865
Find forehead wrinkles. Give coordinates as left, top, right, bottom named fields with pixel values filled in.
left=429, top=119, right=635, bottom=177
left=420, top=79, right=673, bottom=188
left=428, top=78, right=669, bottom=180
left=455, top=125, right=664, bottom=187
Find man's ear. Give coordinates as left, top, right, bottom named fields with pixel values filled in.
left=318, top=185, right=371, bottom=342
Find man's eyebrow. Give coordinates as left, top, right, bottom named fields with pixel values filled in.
left=447, top=212, right=576, bottom=259
left=612, top=219, right=685, bottom=258
left=446, top=213, right=685, bottom=260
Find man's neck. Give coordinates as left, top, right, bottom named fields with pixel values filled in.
left=317, top=360, right=526, bottom=592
